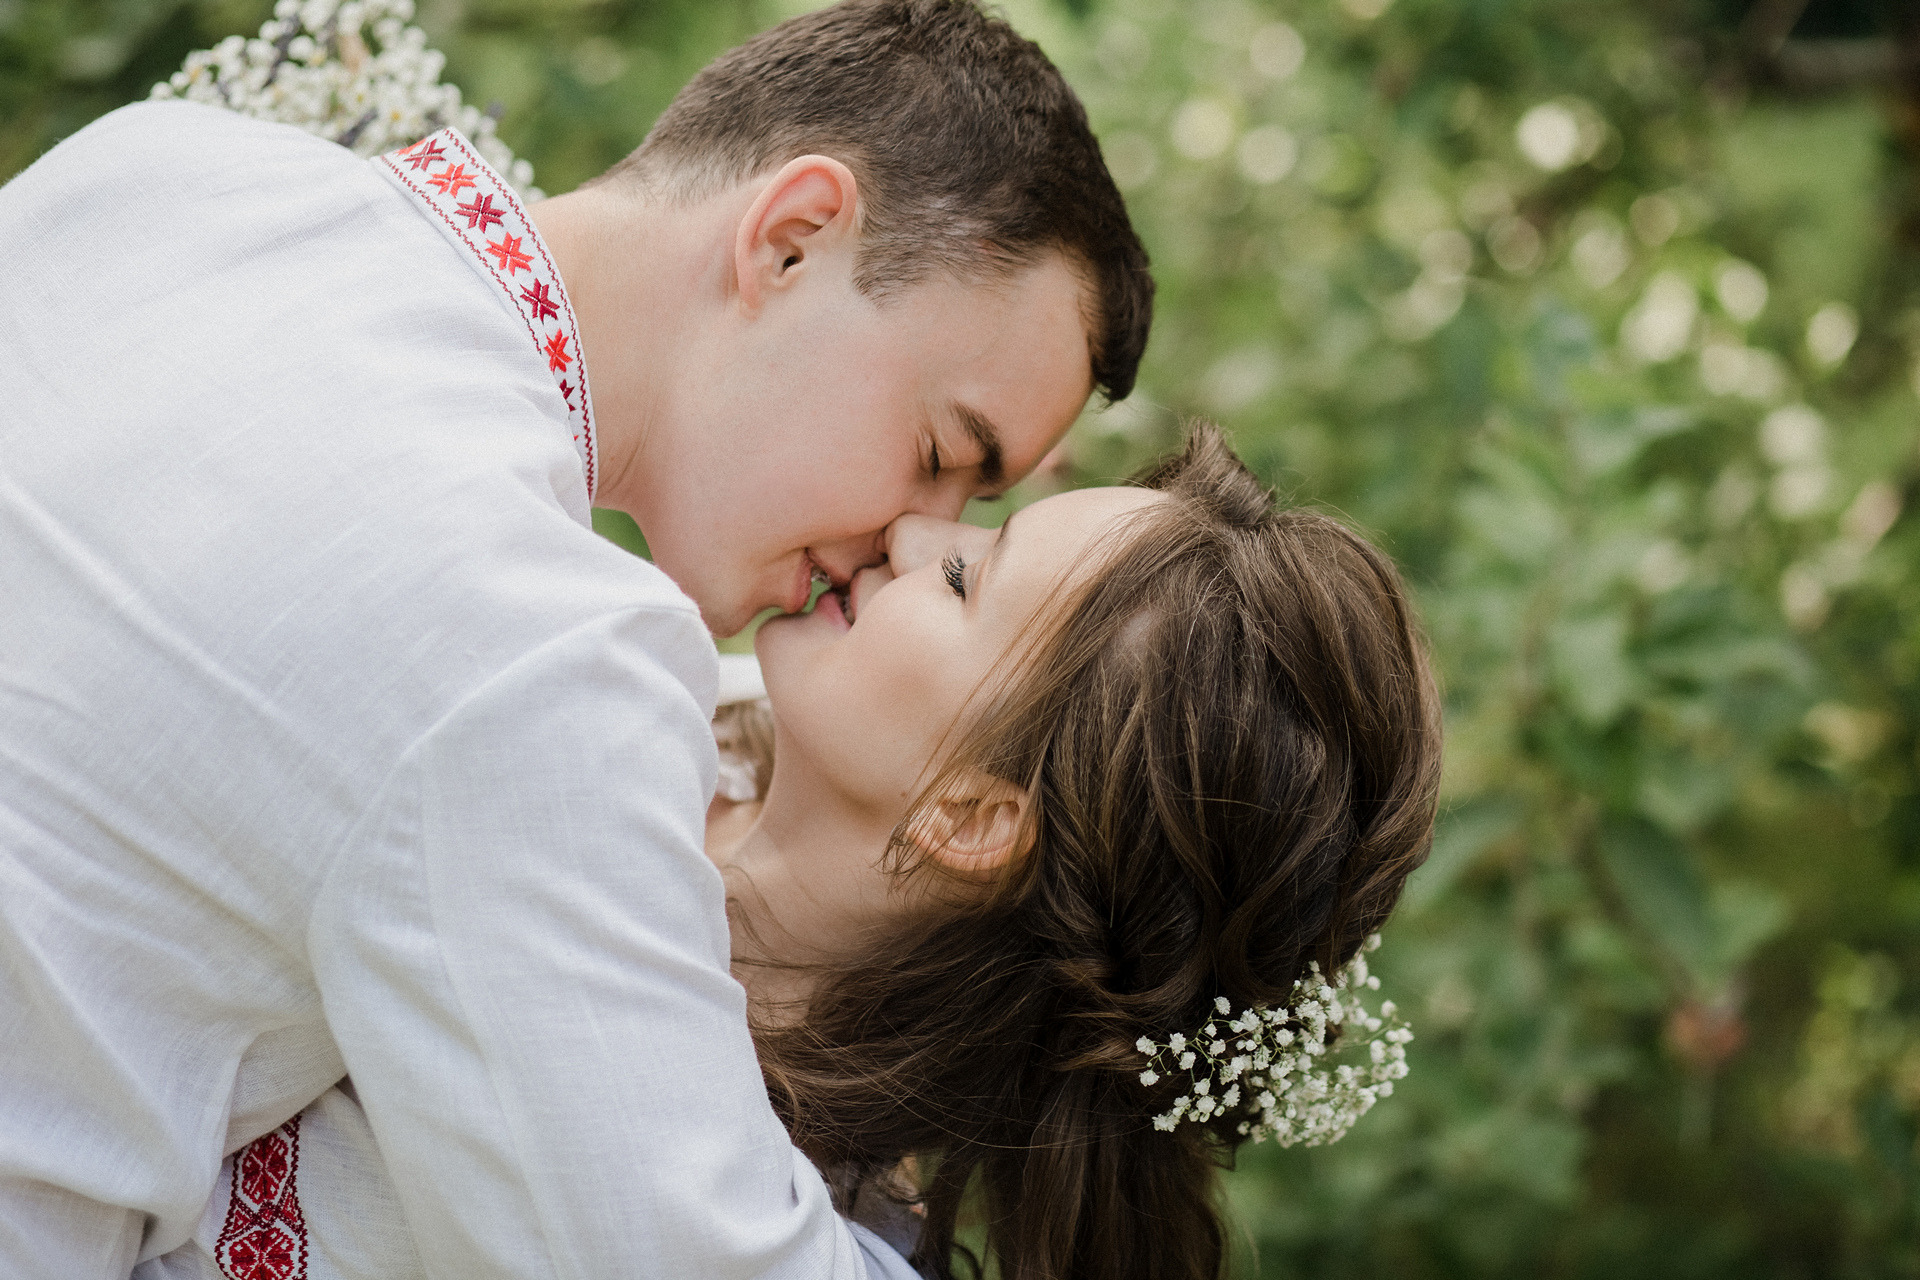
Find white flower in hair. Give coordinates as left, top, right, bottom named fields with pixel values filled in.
left=149, top=0, right=541, bottom=197
left=1136, top=933, right=1411, bottom=1146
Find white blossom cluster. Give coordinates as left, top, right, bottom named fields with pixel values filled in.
left=149, top=0, right=539, bottom=197
left=1134, top=934, right=1412, bottom=1147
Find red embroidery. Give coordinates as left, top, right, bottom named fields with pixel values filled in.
left=375, top=129, right=596, bottom=499
left=454, top=192, right=505, bottom=232
left=398, top=138, right=445, bottom=170
left=519, top=279, right=559, bottom=322
left=485, top=232, right=533, bottom=275
left=426, top=163, right=477, bottom=196
left=215, top=1116, right=309, bottom=1280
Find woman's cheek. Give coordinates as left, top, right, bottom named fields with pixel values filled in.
left=858, top=633, right=949, bottom=758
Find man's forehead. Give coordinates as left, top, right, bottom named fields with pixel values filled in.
left=914, top=255, right=1093, bottom=485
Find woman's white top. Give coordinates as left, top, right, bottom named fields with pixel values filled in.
left=0, top=101, right=877, bottom=1279
left=716, top=653, right=770, bottom=707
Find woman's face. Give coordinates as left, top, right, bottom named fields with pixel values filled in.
left=755, top=484, right=1165, bottom=824
left=726, top=486, right=1163, bottom=982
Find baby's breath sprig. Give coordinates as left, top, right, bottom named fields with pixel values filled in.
left=150, top=0, right=540, bottom=197
left=1133, top=934, right=1411, bottom=1147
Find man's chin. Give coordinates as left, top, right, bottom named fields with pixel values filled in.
left=700, top=589, right=798, bottom=640
left=676, top=564, right=805, bottom=639
left=700, top=601, right=756, bottom=640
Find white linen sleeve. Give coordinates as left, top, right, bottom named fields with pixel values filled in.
left=308, top=607, right=867, bottom=1279
left=138, top=1085, right=927, bottom=1280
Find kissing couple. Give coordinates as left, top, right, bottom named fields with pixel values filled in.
left=0, top=3, right=1440, bottom=1278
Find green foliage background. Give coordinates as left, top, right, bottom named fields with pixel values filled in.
left=8, top=0, right=1920, bottom=1273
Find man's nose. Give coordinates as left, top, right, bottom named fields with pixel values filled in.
left=884, top=513, right=976, bottom=574
left=917, top=483, right=972, bottom=524
left=808, top=527, right=888, bottom=586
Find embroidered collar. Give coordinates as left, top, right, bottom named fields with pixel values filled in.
left=375, top=130, right=597, bottom=500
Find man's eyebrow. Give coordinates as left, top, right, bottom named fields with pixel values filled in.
left=954, top=403, right=1006, bottom=490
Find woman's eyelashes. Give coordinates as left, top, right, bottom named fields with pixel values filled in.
left=929, top=440, right=942, bottom=481
left=942, top=550, right=968, bottom=601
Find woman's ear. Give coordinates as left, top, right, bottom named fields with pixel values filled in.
left=914, top=772, right=1033, bottom=879
left=733, top=154, right=859, bottom=316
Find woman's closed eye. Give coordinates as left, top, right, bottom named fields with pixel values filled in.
left=942, top=550, right=967, bottom=601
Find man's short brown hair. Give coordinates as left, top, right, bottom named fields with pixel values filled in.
left=600, top=0, right=1153, bottom=401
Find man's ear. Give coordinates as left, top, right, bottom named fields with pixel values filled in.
left=733, top=155, right=859, bottom=315
left=913, top=772, right=1033, bottom=879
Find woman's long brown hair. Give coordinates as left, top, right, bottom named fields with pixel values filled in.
left=753, top=423, right=1443, bottom=1280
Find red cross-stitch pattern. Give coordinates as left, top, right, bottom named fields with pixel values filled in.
left=455, top=192, right=505, bottom=232
left=426, top=163, right=477, bottom=197
left=519, top=278, right=559, bottom=322
left=214, top=1116, right=308, bottom=1280
left=398, top=138, right=445, bottom=171
left=376, top=129, right=597, bottom=499
left=485, top=232, right=533, bottom=275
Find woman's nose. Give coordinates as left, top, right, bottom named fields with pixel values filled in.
left=884, top=513, right=981, bottom=574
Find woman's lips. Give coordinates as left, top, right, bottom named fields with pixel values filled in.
left=813, top=587, right=851, bottom=631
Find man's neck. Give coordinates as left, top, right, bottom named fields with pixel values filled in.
left=527, top=182, right=737, bottom=516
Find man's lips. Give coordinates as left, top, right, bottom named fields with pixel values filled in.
left=788, top=553, right=842, bottom=615
left=787, top=556, right=815, bottom=615
left=783, top=553, right=871, bottom=625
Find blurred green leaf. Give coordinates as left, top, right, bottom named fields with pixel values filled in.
left=1402, top=795, right=1520, bottom=916
left=589, top=507, right=648, bottom=559
left=1596, top=815, right=1712, bottom=970
left=1551, top=611, right=1635, bottom=727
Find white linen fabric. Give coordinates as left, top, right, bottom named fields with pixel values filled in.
left=0, top=101, right=873, bottom=1279
left=134, top=1084, right=925, bottom=1280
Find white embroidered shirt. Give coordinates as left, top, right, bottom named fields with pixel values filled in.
left=0, top=101, right=876, bottom=1280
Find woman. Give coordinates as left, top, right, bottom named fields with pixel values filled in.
left=150, top=425, right=1440, bottom=1280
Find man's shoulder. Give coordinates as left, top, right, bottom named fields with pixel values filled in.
left=4, top=103, right=586, bottom=523
left=398, top=505, right=716, bottom=719
left=34, top=99, right=356, bottom=186
left=573, top=546, right=708, bottom=641
left=403, top=564, right=721, bottom=759
left=2, top=98, right=420, bottom=295
left=517, top=541, right=720, bottom=721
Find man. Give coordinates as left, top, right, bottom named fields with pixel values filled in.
left=0, top=1, right=1150, bottom=1275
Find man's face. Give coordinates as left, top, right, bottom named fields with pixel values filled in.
left=636, top=252, right=1094, bottom=636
